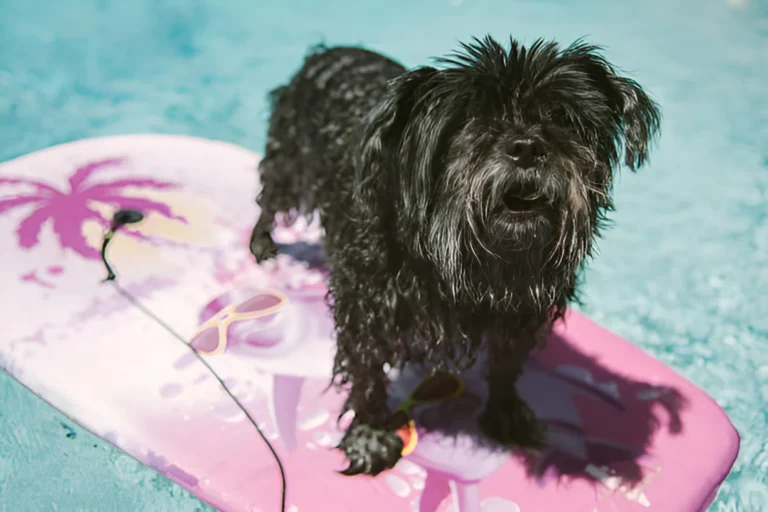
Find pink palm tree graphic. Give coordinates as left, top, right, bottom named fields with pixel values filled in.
left=0, top=158, right=187, bottom=259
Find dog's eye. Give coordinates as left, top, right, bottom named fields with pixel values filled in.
left=549, top=108, right=593, bottom=139
left=548, top=108, right=573, bottom=126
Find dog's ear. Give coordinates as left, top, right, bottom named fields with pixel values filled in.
left=353, top=68, right=436, bottom=215
left=611, top=75, right=661, bottom=170
left=571, top=44, right=661, bottom=170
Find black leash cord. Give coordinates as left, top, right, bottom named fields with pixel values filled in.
left=101, top=209, right=287, bottom=512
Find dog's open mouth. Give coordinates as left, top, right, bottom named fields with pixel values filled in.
left=502, top=183, right=548, bottom=214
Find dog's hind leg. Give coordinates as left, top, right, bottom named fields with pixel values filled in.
left=250, top=85, right=307, bottom=262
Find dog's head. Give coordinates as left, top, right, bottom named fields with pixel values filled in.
left=353, top=36, right=660, bottom=313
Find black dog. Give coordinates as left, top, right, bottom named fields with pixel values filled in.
left=249, top=36, right=660, bottom=476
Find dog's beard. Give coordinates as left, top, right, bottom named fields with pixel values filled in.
left=420, top=144, right=607, bottom=315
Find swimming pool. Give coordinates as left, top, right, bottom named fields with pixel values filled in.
left=0, top=0, right=765, bottom=510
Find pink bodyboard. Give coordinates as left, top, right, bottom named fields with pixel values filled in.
left=0, top=135, right=739, bottom=512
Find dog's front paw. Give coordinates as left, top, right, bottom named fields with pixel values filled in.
left=337, top=423, right=404, bottom=476
left=479, top=394, right=546, bottom=449
left=249, top=230, right=278, bottom=263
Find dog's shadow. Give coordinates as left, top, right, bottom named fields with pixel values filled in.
left=387, top=331, right=687, bottom=493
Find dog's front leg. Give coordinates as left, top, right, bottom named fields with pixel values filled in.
left=479, top=337, right=545, bottom=449
left=336, top=362, right=403, bottom=476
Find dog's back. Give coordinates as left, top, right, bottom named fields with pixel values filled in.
left=257, top=46, right=406, bottom=221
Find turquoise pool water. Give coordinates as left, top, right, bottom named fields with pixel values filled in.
left=0, top=0, right=765, bottom=510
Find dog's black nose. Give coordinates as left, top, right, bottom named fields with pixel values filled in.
left=508, top=139, right=546, bottom=169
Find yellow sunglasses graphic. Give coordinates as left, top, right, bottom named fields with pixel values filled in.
left=189, top=290, right=289, bottom=356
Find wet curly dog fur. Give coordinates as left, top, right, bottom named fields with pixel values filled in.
left=249, top=36, right=661, bottom=476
